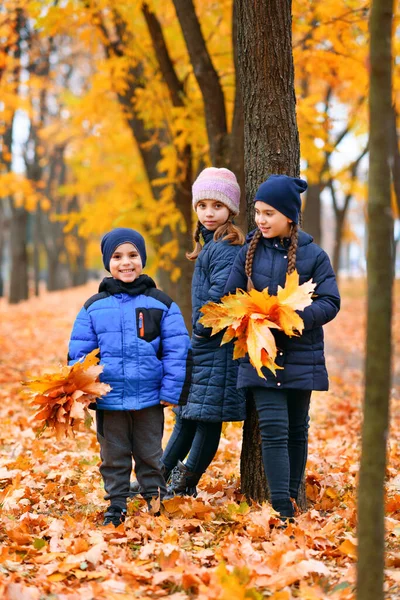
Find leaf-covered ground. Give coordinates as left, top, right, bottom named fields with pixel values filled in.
left=0, top=280, right=399, bottom=600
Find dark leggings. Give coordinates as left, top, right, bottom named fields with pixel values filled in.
left=162, top=413, right=223, bottom=476
left=252, top=387, right=311, bottom=503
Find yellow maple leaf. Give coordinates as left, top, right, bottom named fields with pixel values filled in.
left=247, top=316, right=280, bottom=377
left=277, top=270, right=316, bottom=311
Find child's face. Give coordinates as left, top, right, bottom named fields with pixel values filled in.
left=196, top=199, right=230, bottom=231
left=109, top=243, right=143, bottom=283
left=254, top=201, right=292, bottom=239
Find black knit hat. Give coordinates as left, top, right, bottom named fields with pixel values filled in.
left=101, top=228, right=147, bottom=272
left=254, top=175, right=308, bottom=224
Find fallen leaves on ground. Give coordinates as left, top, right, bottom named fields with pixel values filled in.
left=0, top=280, right=398, bottom=599
left=199, top=270, right=316, bottom=377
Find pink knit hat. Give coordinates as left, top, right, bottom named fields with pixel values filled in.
left=192, top=167, right=241, bottom=215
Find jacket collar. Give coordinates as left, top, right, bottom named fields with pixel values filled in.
left=246, top=228, right=313, bottom=247
left=200, top=225, right=215, bottom=245
left=99, top=274, right=157, bottom=296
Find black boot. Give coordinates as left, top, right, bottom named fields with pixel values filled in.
left=272, top=498, right=295, bottom=521
left=103, top=505, right=127, bottom=527
left=164, top=460, right=201, bottom=499
left=128, top=464, right=170, bottom=497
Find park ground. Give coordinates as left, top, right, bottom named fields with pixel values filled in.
left=0, top=279, right=399, bottom=599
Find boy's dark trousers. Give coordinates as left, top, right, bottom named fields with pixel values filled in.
left=251, top=387, right=311, bottom=504
left=96, top=405, right=166, bottom=509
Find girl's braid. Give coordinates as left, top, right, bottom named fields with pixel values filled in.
left=287, top=223, right=299, bottom=275
left=245, top=229, right=262, bottom=290
left=186, top=220, right=203, bottom=260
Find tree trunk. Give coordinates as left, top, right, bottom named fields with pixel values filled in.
left=9, top=202, right=29, bottom=304
left=236, top=0, right=302, bottom=505
left=0, top=202, right=6, bottom=297
left=71, top=236, right=88, bottom=287
left=230, top=0, right=246, bottom=232
left=33, top=206, right=41, bottom=296
left=332, top=209, right=345, bottom=275
left=357, top=1, right=393, bottom=599
left=303, top=183, right=322, bottom=246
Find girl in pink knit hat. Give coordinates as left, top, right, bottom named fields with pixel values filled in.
left=129, top=167, right=246, bottom=499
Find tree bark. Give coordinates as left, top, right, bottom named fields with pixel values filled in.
left=303, top=183, right=322, bottom=246
left=236, top=0, right=302, bottom=505
left=357, top=1, right=393, bottom=598
left=172, top=0, right=228, bottom=166
left=8, top=202, right=29, bottom=304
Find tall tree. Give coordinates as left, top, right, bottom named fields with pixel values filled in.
left=357, top=0, right=394, bottom=598
left=235, top=0, right=302, bottom=503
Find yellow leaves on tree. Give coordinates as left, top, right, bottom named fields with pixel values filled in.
left=23, top=349, right=111, bottom=439
left=199, top=270, right=316, bottom=379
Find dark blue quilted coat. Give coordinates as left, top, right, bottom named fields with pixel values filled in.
left=224, top=230, right=340, bottom=391
left=68, top=275, right=191, bottom=410
left=180, top=227, right=246, bottom=422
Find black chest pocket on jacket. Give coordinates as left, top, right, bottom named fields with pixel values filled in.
left=135, top=308, right=163, bottom=343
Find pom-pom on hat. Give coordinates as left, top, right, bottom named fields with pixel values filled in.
left=192, top=167, right=241, bottom=216
left=254, top=174, right=308, bottom=224
left=101, top=228, right=147, bottom=272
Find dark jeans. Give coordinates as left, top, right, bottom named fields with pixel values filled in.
left=96, top=405, right=166, bottom=508
left=162, top=413, right=222, bottom=476
left=252, top=387, right=311, bottom=503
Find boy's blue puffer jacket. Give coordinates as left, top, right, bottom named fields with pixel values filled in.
left=179, top=227, right=246, bottom=423
left=68, top=275, right=192, bottom=410
left=223, top=230, right=340, bottom=391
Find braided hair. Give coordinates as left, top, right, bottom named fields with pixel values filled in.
left=245, top=210, right=303, bottom=289
left=245, top=229, right=262, bottom=290
left=186, top=220, right=203, bottom=260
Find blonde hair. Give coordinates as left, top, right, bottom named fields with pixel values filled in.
left=245, top=215, right=302, bottom=291
left=186, top=216, right=245, bottom=261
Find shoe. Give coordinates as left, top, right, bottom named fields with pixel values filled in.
left=128, top=464, right=171, bottom=498
left=103, top=505, right=127, bottom=527
left=164, top=460, right=200, bottom=499
left=272, top=498, right=295, bottom=519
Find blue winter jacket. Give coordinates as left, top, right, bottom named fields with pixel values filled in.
left=180, top=227, right=246, bottom=422
left=223, top=230, right=340, bottom=391
left=68, top=275, right=192, bottom=410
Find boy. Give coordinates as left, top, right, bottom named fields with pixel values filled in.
left=68, top=228, right=192, bottom=526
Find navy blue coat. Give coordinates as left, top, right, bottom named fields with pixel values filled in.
left=180, top=227, right=246, bottom=422
left=68, top=275, right=192, bottom=410
left=224, top=230, right=340, bottom=391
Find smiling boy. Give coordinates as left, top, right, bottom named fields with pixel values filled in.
left=68, top=228, right=192, bottom=526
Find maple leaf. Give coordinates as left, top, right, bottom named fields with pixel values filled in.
left=23, top=349, right=111, bottom=439
left=199, top=270, right=314, bottom=379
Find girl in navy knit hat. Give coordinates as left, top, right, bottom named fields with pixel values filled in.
left=68, top=228, right=191, bottom=526
left=224, top=174, right=341, bottom=520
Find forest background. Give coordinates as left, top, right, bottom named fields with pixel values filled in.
left=1, top=0, right=400, bottom=320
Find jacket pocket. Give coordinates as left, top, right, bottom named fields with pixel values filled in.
left=135, top=308, right=163, bottom=343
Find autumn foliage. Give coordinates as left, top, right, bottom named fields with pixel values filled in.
left=200, top=271, right=315, bottom=376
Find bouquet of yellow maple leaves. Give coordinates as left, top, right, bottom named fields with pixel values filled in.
left=199, top=270, right=316, bottom=379
left=23, top=349, right=111, bottom=439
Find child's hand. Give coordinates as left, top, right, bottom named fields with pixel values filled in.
left=160, top=400, right=175, bottom=407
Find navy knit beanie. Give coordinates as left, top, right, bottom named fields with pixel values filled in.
left=254, top=175, right=308, bottom=224
left=101, top=228, right=147, bottom=271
